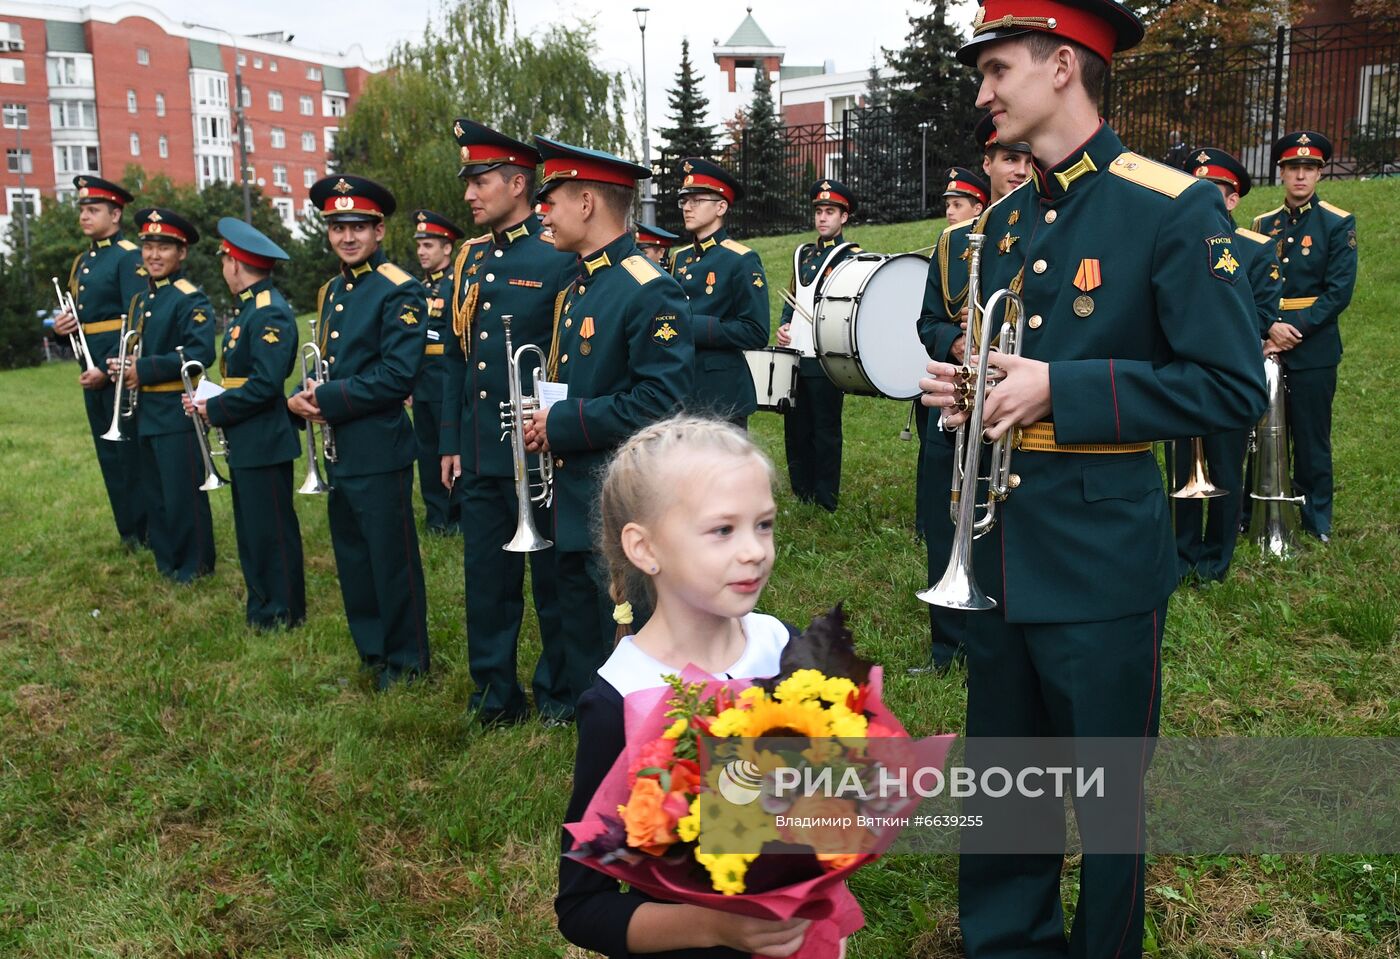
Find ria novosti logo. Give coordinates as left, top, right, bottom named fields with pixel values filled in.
left=715, top=759, right=765, bottom=805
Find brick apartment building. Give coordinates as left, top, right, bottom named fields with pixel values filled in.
left=0, top=0, right=377, bottom=248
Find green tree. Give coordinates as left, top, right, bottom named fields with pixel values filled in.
left=849, top=63, right=915, bottom=223
left=659, top=38, right=716, bottom=157
left=0, top=251, right=42, bottom=369
left=736, top=65, right=790, bottom=233
left=334, top=0, right=630, bottom=264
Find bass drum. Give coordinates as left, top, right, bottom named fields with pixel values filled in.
left=813, top=252, right=930, bottom=400
left=743, top=347, right=801, bottom=413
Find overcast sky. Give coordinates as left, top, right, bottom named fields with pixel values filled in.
left=52, top=0, right=979, bottom=146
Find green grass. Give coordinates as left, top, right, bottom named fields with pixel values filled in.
left=1, top=179, right=1396, bottom=957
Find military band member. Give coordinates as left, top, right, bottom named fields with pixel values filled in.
left=636, top=222, right=680, bottom=269
left=942, top=165, right=989, bottom=224
left=122, top=208, right=217, bottom=583
left=1174, top=148, right=1282, bottom=581
left=775, top=179, right=859, bottom=512
left=1252, top=131, right=1356, bottom=542
left=411, top=209, right=465, bottom=536
left=439, top=120, right=576, bottom=725
left=921, top=3, right=1267, bottom=956
left=977, top=110, right=1034, bottom=199
left=51, top=176, right=148, bottom=550
left=669, top=158, right=769, bottom=426
left=186, top=218, right=307, bottom=628
left=523, top=136, right=694, bottom=717
left=290, top=175, right=430, bottom=689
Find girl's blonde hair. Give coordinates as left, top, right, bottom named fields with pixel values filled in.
left=597, top=414, right=775, bottom=612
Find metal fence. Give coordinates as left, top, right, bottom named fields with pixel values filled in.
left=653, top=18, right=1400, bottom=239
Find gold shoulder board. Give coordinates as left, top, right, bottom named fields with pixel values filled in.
left=1234, top=227, right=1271, bottom=245
left=376, top=262, right=414, bottom=286
left=721, top=238, right=753, bottom=256
left=621, top=255, right=661, bottom=285
left=174, top=278, right=198, bottom=294
left=1107, top=152, right=1196, bottom=198
left=466, top=232, right=492, bottom=246
left=1318, top=200, right=1352, bottom=218
left=255, top=289, right=273, bottom=308
left=117, top=239, right=138, bottom=251
left=942, top=216, right=977, bottom=238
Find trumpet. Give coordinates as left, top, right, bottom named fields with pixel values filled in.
left=52, top=276, right=92, bottom=370
left=100, top=319, right=139, bottom=442
left=918, top=232, right=1025, bottom=611
left=1170, top=436, right=1227, bottom=499
left=498, top=314, right=553, bottom=552
left=1247, top=354, right=1305, bottom=558
left=176, top=346, right=230, bottom=492
left=297, top=320, right=334, bottom=495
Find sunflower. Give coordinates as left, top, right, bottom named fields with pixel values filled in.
left=734, top=697, right=833, bottom=739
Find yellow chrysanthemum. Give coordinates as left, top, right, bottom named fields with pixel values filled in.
left=819, top=676, right=857, bottom=704
left=827, top=704, right=869, bottom=739
left=661, top=718, right=687, bottom=740
left=740, top=697, right=832, bottom=739
left=708, top=706, right=750, bottom=738
left=677, top=797, right=701, bottom=843
left=695, top=851, right=760, bottom=895
left=774, top=669, right=827, bottom=704
left=737, top=686, right=768, bottom=707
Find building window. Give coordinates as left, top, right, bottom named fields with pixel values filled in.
left=155, top=93, right=165, bottom=117
left=51, top=100, right=97, bottom=129
left=253, top=56, right=263, bottom=69
left=273, top=163, right=288, bottom=188
left=269, top=59, right=277, bottom=72
left=136, top=47, right=149, bottom=65
left=197, top=115, right=230, bottom=148
left=307, top=66, right=321, bottom=81
left=241, top=85, right=251, bottom=108
left=6, top=187, right=40, bottom=219
left=159, top=135, right=168, bottom=159
left=6, top=147, right=31, bottom=173
left=0, top=22, right=21, bottom=52
left=237, top=53, right=246, bottom=67
left=303, top=166, right=316, bottom=188
left=192, top=73, right=228, bottom=108
left=129, top=133, right=140, bottom=156
left=323, top=94, right=346, bottom=118
left=270, top=127, right=285, bottom=149
left=127, top=89, right=137, bottom=113
left=268, top=90, right=283, bottom=111
left=2, top=102, right=26, bottom=128
left=272, top=196, right=294, bottom=227
left=301, top=131, right=315, bottom=152
left=243, top=126, right=254, bottom=151
left=324, top=127, right=338, bottom=154
left=1, top=58, right=25, bottom=85
left=829, top=94, right=857, bottom=123
left=299, top=94, right=314, bottom=115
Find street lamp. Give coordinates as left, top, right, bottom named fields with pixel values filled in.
left=919, top=120, right=932, bottom=215
left=634, top=6, right=656, bottom=227
left=184, top=21, right=253, bottom=222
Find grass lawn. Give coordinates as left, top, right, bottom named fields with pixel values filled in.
left=1, top=179, right=1396, bottom=957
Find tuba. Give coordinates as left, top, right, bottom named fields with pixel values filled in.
left=52, top=276, right=92, bottom=370
left=297, top=316, right=333, bottom=494
left=176, top=346, right=230, bottom=492
left=498, top=314, right=553, bottom=552
left=1247, top=354, right=1304, bottom=557
left=918, top=232, right=1026, bottom=611
left=100, top=317, right=139, bottom=442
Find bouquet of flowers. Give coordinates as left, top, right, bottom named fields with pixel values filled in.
left=565, top=606, right=955, bottom=958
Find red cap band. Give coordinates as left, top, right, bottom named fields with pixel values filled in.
left=77, top=185, right=125, bottom=206
left=812, top=188, right=851, bottom=209
left=637, top=228, right=675, bottom=247
left=1193, top=164, right=1240, bottom=192
left=975, top=0, right=1120, bottom=63
left=321, top=194, right=384, bottom=217
left=542, top=156, right=640, bottom=190
left=416, top=221, right=456, bottom=239
left=946, top=179, right=989, bottom=205
left=140, top=222, right=188, bottom=243
left=1278, top=145, right=1323, bottom=164
left=221, top=239, right=276, bottom=270
left=680, top=172, right=736, bottom=203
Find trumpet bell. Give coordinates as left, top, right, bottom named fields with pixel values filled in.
left=99, top=422, right=128, bottom=442
left=503, top=520, right=552, bottom=553
left=916, top=562, right=998, bottom=611
left=298, top=456, right=330, bottom=495
left=1171, top=436, right=1227, bottom=499
left=199, top=472, right=230, bottom=492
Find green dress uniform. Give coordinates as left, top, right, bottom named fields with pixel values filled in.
left=307, top=174, right=430, bottom=689
left=128, top=210, right=218, bottom=584
left=68, top=198, right=148, bottom=548
left=442, top=203, right=577, bottom=723
left=781, top=233, right=857, bottom=511
left=1170, top=149, right=1283, bottom=581
left=411, top=209, right=466, bottom=534
left=669, top=226, right=769, bottom=424
left=950, top=122, right=1268, bottom=957
left=204, top=222, right=306, bottom=629
left=1251, top=138, right=1356, bottom=539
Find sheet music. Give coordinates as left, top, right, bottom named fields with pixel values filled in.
left=538, top=381, right=568, bottom=407
left=194, top=379, right=226, bottom=401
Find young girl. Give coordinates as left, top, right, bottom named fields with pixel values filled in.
left=556, top=415, right=815, bottom=959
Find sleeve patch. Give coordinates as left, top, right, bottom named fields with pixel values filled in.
left=1348, top=229, right=1357, bottom=250
left=651, top=314, right=680, bottom=345
left=1206, top=234, right=1240, bottom=284
left=192, top=308, right=209, bottom=324
left=752, top=272, right=765, bottom=288
left=400, top=307, right=421, bottom=326
left=261, top=326, right=280, bottom=344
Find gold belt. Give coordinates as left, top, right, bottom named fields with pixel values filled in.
left=221, top=376, right=248, bottom=389
left=83, top=318, right=124, bottom=334
left=1280, top=296, right=1317, bottom=310
left=140, top=381, right=186, bottom=393
left=424, top=343, right=445, bottom=355
left=1014, top=422, right=1152, bottom=454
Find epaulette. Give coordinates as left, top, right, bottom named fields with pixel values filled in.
left=620, top=254, right=662, bottom=286
left=255, top=289, right=273, bottom=308
left=376, top=262, right=413, bottom=286
left=1107, top=152, right=1196, bottom=198
left=1318, top=200, right=1352, bottom=219
left=316, top=280, right=331, bottom=317
left=669, top=244, right=693, bottom=271
left=465, top=232, right=492, bottom=246
left=117, top=239, right=138, bottom=251
left=1252, top=205, right=1285, bottom=227
left=721, top=238, right=753, bottom=256
left=174, top=278, right=198, bottom=295
left=1234, top=227, right=1271, bottom=245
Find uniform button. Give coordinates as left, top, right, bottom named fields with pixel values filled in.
left=577, top=286, right=586, bottom=294
left=335, top=303, right=344, bottom=311
left=88, top=251, right=96, bottom=258
left=485, top=273, right=495, bottom=282
left=1044, top=210, right=1057, bottom=224
left=1287, top=237, right=1295, bottom=243
left=554, top=457, right=564, bottom=468
left=1032, top=259, right=1048, bottom=274
left=1028, top=314, right=1043, bottom=329
left=82, top=268, right=90, bottom=274
left=561, top=354, right=568, bottom=364
left=78, top=285, right=86, bottom=292
left=479, top=331, right=488, bottom=340
left=145, top=311, right=152, bottom=317
left=477, top=361, right=486, bottom=370
left=482, top=302, right=490, bottom=310
left=479, top=390, right=487, bottom=399
left=345, top=283, right=353, bottom=291
left=564, top=318, right=572, bottom=328
left=327, top=356, right=335, bottom=364
left=331, top=330, right=340, bottom=339
left=493, top=249, right=503, bottom=258
left=1283, top=257, right=1290, bottom=264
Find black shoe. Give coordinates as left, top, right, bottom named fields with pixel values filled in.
left=907, top=658, right=955, bottom=677
left=471, top=705, right=529, bottom=728
left=538, top=712, right=575, bottom=728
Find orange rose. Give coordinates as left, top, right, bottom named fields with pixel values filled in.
left=622, top=778, right=677, bottom=855
left=669, top=758, right=702, bottom=796
left=816, top=852, right=866, bottom=871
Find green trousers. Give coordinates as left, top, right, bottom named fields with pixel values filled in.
left=139, top=430, right=214, bottom=583
left=412, top=397, right=460, bottom=533
left=85, top=382, right=147, bottom=548
left=1169, top=431, right=1248, bottom=581
left=553, top=549, right=616, bottom=718
left=230, top=462, right=306, bottom=629
left=920, top=418, right=967, bottom=667
left=783, top=360, right=844, bottom=511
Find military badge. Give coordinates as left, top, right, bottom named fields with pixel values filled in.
left=453, top=121, right=464, bottom=138
left=1196, top=151, right=1211, bottom=163
left=229, top=325, right=241, bottom=341
left=752, top=273, right=764, bottom=288
left=332, top=178, right=353, bottom=194
left=705, top=271, right=716, bottom=295
left=580, top=341, right=591, bottom=356
left=1073, top=295, right=1094, bottom=317
left=1007, top=210, right=1020, bottom=226
left=651, top=315, right=679, bottom=344
left=1301, top=235, right=1313, bottom=256
left=1270, top=264, right=1281, bottom=281
left=960, top=247, right=972, bottom=262
left=261, top=328, right=280, bottom=344
left=192, top=309, right=208, bottom=324
left=400, top=309, right=420, bottom=325
left=997, top=233, right=1018, bottom=255
left=1297, top=133, right=1312, bottom=145
left=1205, top=235, right=1239, bottom=283
left=1349, top=229, right=1357, bottom=250
left=580, top=317, right=595, bottom=340
left=1072, top=259, right=1101, bottom=292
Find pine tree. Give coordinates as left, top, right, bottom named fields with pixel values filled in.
left=848, top=63, right=911, bottom=222
left=738, top=64, right=790, bottom=231
left=659, top=38, right=717, bottom=157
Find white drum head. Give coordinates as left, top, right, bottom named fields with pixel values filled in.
left=853, top=254, right=932, bottom=400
